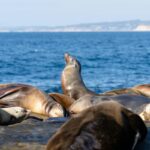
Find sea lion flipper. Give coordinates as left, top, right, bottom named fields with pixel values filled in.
left=0, top=84, right=26, bottom=99
left=0, top=102, right=15, bottom=108
left=122, top=108, right=147, bottom=142
left=49, top=93, right=75, bottom=109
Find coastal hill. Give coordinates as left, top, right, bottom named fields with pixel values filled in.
left=0, top=20, right=150, bottom=32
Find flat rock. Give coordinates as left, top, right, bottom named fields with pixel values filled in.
left=0, top=118, right=149, bottom=150
left=0, top=118, right=66, bottom=150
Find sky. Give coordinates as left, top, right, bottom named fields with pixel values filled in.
left=0, top=0, right=149, bottom=26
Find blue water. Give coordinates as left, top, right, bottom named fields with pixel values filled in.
left=0, top=32, right=150, bottom=93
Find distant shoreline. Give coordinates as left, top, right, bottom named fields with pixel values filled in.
left=0, top=20, right=150, bottom=32
left=0, top=31, right=150, bottom=33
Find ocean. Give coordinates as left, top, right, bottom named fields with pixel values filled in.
left=0, top=32, right=150, bottom=93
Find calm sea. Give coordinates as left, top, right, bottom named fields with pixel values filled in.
left=0, top=32, right=150, bottom=93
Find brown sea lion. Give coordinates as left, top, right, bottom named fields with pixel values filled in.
left=61, top=53, right=97, bottom=100
left=49, top=93, right=75, bottom=109
left=0, top=83, right=65, bottom=117
left=62, top=53, right=150, bottom=98
left=61, top=53, right=150, bottom=121
left=102, top=85, right=150, bottom=98
left=0, top=107, right=30, bottom=125
left=47, top=101, right=147, bottom=150
left=69, top=94, right=150, bottom=121
left=102, top=88, right=141, bottom=96
left=132, top=84, right=150, bottom=98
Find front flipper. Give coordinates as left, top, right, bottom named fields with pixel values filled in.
left=0, top=83, right=31, bottom=106
left=0, top=102, right=15, bottom=108
left=49, top=93, right=75, bottom=109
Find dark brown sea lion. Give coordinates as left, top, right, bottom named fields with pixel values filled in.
left=0, top=83, right=65, bottom=117
left=0, top=106, right=30, bottom=125
left=47, top=101, right=147, bottom=150
left=61, top=53, right=150, bottom=121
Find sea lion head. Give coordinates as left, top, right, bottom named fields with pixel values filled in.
left=64, top=53, right=81, bottom=73
left=69, top=96, right=92, bottom=115
left=0, top=107, right=30, bottom=125
left=48, top=103, right=67, bottom=117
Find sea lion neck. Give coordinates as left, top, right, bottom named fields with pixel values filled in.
left=62, top=66, right=94, bottom=100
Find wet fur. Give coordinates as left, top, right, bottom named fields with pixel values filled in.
left=47, top=101, right=147, bottom=150
left=0, top=84, right=65, bottom=117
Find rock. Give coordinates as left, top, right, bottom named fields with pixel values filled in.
left=0, top=118, right=65, bottom=150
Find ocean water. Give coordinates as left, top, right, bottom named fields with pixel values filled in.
left=0, top=32, right=150, bottom=94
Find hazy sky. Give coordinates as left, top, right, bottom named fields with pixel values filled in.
left=0, top=0, right=149, bottom=26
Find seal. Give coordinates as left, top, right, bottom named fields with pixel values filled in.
left=102, top=84, right=150, bottom=98
left=62, top=53, right=150, bottom=98
left=132, top=84, right=150, bottom=98
left=0, top=106, right=30, bottom=125
left=62, top=53, right=150, bottom=121
left=47, top=101, right=147, bottom=150
left=62, top=53, right=97, bottom=100
left=0, top=83, right=65, bottom=117
left=69, top=94, right=150, bottom=121
left=102, top=88, right=141, bottom=96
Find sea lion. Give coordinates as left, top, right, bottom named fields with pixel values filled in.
left=132, top=84, right=150, bottom=98
left=62, top=53, right=96, bottom=100
left=69, top=94, right=150, bottom=121
left=62, top=53, right=150, bottom=98
left=0, top=83, right=65, bottom=117
left=102, top=84, right=150, bottom=98
left=0, top=107, right=30, bottom=125
left=102, top=88, right=141, bottom=96
left=61, top=53, right=150, bottom=121
left=47, top=101, right=147, bottom=150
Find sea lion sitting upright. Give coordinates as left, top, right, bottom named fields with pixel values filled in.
left=62, top=53, right=96, bottom=100
left=47, top=101, right=147, bottom=150
left=62, top=53, right=150, bottom=98
left=0, top=107, right=30, bottom=125
left=0, top=84, right=65, bottom=117
left=61, top=53, right=150, bottom=121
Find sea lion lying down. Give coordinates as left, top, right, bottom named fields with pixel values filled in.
left=0, top=83, right=66, bottom=117
left=61, top=53, right=150, bottom=121
left=0, top=107, right=30, bottom=125
left=47, top=101, right=147, bottom=150
left=101, top=84, right=150, bottom=97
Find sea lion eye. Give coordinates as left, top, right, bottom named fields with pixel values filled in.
left=74, top=64, right=78, bottom=68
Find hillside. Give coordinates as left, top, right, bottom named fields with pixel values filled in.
left=0, top=20, right=150, bottom=32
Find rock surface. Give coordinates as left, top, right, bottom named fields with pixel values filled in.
left=0, top=118, right=149, bottom=150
